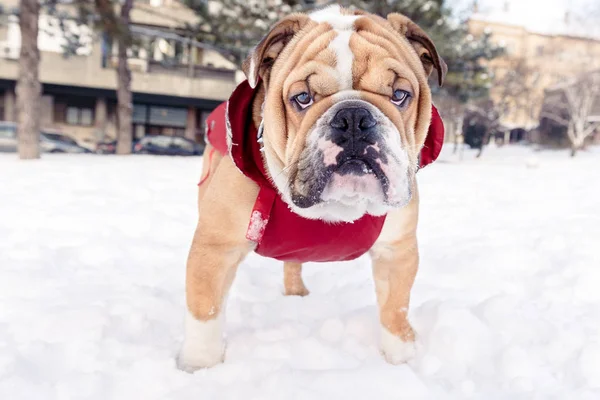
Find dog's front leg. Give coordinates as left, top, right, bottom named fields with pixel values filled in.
left=178, top=157, right=257, bottom=371
left=369, top=184, right=420, bottom=365
left=178, top=230, right=251, bottom=371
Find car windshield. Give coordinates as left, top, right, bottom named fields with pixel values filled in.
left=144, top=136, right=173, bottom=147
left=172, top=137, right=195, bottom=151
left=43, top=133, right=77, bottom=145
left=0, top=124, right=17, bottom=139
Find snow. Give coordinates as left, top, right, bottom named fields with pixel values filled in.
left=246, top=210, right=268, bottom=242
left=1, top=145, right=599, bottom=399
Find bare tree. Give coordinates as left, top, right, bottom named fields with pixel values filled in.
left=541, top=71, right=600, bottom=156
left=433, top=94, right=465, bottom=157
left=463, top=58, right=540, bottom=157
left=94, top=0, right=134, bottom=154
left=16, top=0, right=41, bottom=160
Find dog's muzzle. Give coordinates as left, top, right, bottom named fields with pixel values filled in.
left=290, top=101, right=411, bottom=218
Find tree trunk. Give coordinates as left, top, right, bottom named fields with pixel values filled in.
left=569, top=130, right=586, bottom=157
left=115, top=39, right=132, bottom=154
left=115, top=0, right=134, bottom=155
left=16, top=0, right=41, bottom=160
left=570, top=142, right=584, bottom=157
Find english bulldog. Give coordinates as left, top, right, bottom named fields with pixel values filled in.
left=178, top=4, right=447, bottom=371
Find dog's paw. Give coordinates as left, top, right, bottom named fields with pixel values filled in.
left=380, top=327, right=416, bottom=365
left=177, top=343, right=224, bottom=372
left=284, top=286, right=310, bottom=297
left=177, top=312, right=225, bottom=372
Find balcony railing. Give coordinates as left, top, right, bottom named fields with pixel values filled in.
left=146, top=61, right=236, bottom=81
left=105, top=56, right=236, bottom=81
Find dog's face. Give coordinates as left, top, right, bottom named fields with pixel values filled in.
left=243, top=5, right=446, bottom=222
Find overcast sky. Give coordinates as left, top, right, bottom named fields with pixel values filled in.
left=452, top=0, right=599, bottom=37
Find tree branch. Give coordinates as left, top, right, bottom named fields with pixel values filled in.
left=583, top=121, right=600, bottom=138
left=540, top=111, right=570, bottom=127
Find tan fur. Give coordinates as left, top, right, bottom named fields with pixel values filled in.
left=182, top=7, right=445, bottom=368
left=260, top=15, right=436, bottom=186
left=186, top=155, right=258, bottom=321
left=370, top=183, right=420, bottom=341
left=196, top=143, right=224, bottom=210
left=284, top=262, right=309, bottom=296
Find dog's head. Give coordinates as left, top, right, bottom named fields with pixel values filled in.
left=243, top=5, right=446, bottom=222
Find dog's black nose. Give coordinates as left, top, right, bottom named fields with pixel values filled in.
left=329, top=107, right=377, bottom=152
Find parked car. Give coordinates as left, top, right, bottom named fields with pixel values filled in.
left=0, top=121, right=17, bottom=153
left=41, top=130, right=92, bottom=153
left=96, top=140, right=138, bottom=154
left=133, top=135, right=204, bottom=156
left=0, top=121, right=91, bottom=153
left=96, top=140, right=117, bottom=154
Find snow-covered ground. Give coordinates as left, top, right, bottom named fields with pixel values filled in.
left=1, top=145, right=599, bottom=399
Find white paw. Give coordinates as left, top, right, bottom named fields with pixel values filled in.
left=380, top=327, right=416, bottom=365
left=177, top=311, right=225, bottom=372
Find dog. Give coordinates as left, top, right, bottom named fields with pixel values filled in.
left=178, top=4, right=446, bottom=371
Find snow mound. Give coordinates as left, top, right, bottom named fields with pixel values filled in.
left=1, top=146, right=599, bottom=399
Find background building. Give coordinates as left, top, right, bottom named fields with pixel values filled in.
left=0, top=0, right=239, bottom=149
left=468, top=3, right=600, bottom=137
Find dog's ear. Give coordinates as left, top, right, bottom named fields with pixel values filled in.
left=386, top=13, right=447, bottom=86
left=243, top=14, right=310, bottom=89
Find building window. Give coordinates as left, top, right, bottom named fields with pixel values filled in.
left=65, top=106, right=94, bottom=126
left=81, top=108, right=93, bottom=125
left=148, top=106, right=187, bottom=128
left=132, top=104, right=148, bottom=124
left=54, top=95, right=95, bottom=126
left=66, top=107, right=79, bottom=124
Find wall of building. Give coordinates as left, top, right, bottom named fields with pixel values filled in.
left=469, top=18, right=600, bottom=131
left=0, top=1, right=238, bottom=100
left=0, top=42, right=236, bottom=101
left=0, top=0, right=239, bottom=149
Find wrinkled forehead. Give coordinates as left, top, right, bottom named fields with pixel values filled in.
left=308, top=6, right=359, bottom=91
left=281, top=5, right=419, bottom=93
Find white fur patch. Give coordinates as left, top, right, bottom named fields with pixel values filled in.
left=317, top=138, right=344, bottom=166
left=177, top=310, right=225, bottom=372
left=380, top=327, right=417, bottom=365
left=247, top=58, right=257, bottom=88
left=225, top=101, right=233, bottom=152
left=329, top=30, right=354, bottom=90
left=311, top=5, right=357, bottom=91
left=310, top=5, right=360, bottom=30
left=321, top=173, right=384, bottom=205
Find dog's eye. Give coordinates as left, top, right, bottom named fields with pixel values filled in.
left=391, top=89, right=411, bottom=107
left=293, top=92, right=314, bottom=110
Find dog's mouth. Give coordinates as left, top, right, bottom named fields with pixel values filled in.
left=336, top=158, right=374, bottom=175
left=290, top=156, right=391, bottom=209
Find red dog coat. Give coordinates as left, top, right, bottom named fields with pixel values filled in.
left=202, top=81, right=444, bottom=263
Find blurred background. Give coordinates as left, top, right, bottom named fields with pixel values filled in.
left=1, top=2, right=600, bottom=398
left=1, top=0, right=599, bottom=159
